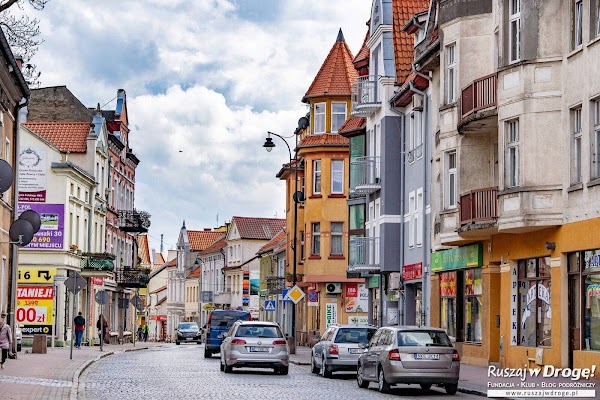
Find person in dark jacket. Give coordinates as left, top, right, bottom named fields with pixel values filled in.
left=96, top=315, right=109, bottom=344
left=74, top=312, right=85, bottom=349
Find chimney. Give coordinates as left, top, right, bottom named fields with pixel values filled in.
left=14, top=56, right=23, bottom=70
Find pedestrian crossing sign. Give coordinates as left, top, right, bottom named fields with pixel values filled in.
left=264, top=300, right=276, bottom=312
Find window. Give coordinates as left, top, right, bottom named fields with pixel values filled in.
left=331, top=102, right=347, bottom=133
left=446, top=151, right=457, bottom=208
left=440, top=271, right=457, bottom=340
left=506, top=120, right=519, bottom=188
left=509, top=0, right=521, bottom=63
left=330, top=222, right=343, bottom=255
left=311, top=222, right=320, bottom=255
left=573, top=0, right=583, bottom=49
left=572, top=107, right=583, bottom=184
left=416, top=189, right=423, bottom=246
left=465, top=269, right=483, bottom=343
left=517, top=257, right=551, bottom=347
left=331, top=160, right=343, bottom=194
left=445, top=43, right=456, bottom=104
left=314, top=103, right=326, bottom=134
left=313, top=160, right=321, bottom=194
left=300, top=231, right=305, bottom=261
left=568, top=250, right=600, bottom=351
left=596, top=0, right=600, bottom=37
left=408, top=191, right=416, bottom=248
left=592, top=100, right=600, bottom=179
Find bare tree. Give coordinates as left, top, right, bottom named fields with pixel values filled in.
left=0, top=1, right=51, bottom=87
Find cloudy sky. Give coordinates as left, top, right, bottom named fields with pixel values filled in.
left=25, top=0, right=372, bottom=253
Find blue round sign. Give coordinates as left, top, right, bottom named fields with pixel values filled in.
left=307, top=291, right=318, bottom=302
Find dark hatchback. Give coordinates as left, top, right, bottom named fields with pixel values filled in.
left=176, top=322, right=202, bottom=345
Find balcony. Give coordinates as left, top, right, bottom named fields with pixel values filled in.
left=347, top=237, right=380, bottom=275
left=458, top=187, right=499, bottom=238
left=116, top=265, right=150, bottom=288
left=350, top=156, right=381, bottom=195
left=80, top=252, right=115, bottom=273
left=458, top=73, right=498, bottom=134
left=351, top=75, right=382, bottom=116
left=118, top=209, right=151, bottom=233
left=266, top=276, right=285, bottom=295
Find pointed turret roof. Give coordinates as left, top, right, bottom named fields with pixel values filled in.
left=302, top=29, right=358, bottom=103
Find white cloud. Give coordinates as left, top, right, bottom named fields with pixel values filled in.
left=26, top=0, right=372, bottom=252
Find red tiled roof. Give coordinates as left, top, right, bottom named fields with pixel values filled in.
left=258, top=229, right=286, bottom=254
left=165, top=258, right=176, bottom=267
left=155, top=253, right=165, bottom=265
left=150, top=285, right=167, bottom=294
left=232, top=217, right=286, bottom=240
left=338, top=117, right=366, bottom=134
left=298, top=134, right=349, bottom=148
left=137, top=234, right=150, bottom=264
left=187, top=268, right=200, bottom=279
left=187, top=230, right=223, bottom=252
left=392, top=0, right=429, bottom=85
left=23, top=122, right=91, bottom=153
left=200, top=234, right=227, bottom=255
left=303, top=29, right=359, bottom=102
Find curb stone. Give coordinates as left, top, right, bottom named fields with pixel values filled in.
left=70, top=351, right=114, bottom=400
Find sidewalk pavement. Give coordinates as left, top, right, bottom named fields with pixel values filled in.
left=0, top=341, right=163, bottom=400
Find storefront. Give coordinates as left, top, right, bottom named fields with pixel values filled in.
left=402, top=262, right=423, bottom=326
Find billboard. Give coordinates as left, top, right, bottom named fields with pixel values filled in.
left=18, top=203, right=64, bottom=250
left=16, top=285, right=54, bottom=335
left=18, top=146, right=48, bottom=202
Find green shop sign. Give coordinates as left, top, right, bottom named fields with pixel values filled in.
left=431, top=243, right=483, bottom=272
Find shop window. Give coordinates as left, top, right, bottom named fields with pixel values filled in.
left=568, top=250, right=600, bottom=351
left=464, top=269, right=483, bottom=343
left=517, top=257, right=551, bottom=347
left=440, top=271, right=459, bottom=341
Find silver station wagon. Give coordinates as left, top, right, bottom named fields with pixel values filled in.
left=357, top=326, right=460, bottom=394
left=220, top=321, right=290, bottom=375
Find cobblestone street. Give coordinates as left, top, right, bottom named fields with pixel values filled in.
left=79, top=344, right=482, bottom=400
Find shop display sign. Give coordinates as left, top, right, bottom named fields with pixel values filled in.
left=16, top=285, right=54, bottom=335
left=345, top=283, right=368, bottom=313
left=325, top=303, right=337, bottom=328
left=440, top=272, right=457, bottom=296
left=587, top=284, right=600, bottom=307
left=465, top=269, right=482, bottom=295
left=431, top=243, right=483, bottom=272
left=510, top=264, right=518, bottom=345
left=402, top=262, right=422, bottom=281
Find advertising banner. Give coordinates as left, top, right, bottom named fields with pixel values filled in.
left=249, top=270, right=259, bottom=295
left=18, top=203, right=64, bottom=250
left=325, top=303, right=337, bottom=328
left=16, top=285, right=54, bottom=335
left=18, top=146, right=48, bottom=202
left=345, top=283, right=368, bottom=313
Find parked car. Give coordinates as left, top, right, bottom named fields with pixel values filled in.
left=175, top=322, right=202, bottom=345
left=16, top=325, right=22, bottom=352
left=203, top=309, right=251, bottom=358
left=356, top=326, right=460, bottom=394
left=220, top=320, right=289, bottom=374
left=311, top=324, right=377, bottom=378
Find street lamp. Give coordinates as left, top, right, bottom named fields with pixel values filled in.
left=263, top=117, right=308, bottom=352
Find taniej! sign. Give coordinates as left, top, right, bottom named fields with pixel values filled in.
left=16, top=285, right=54, bottom=335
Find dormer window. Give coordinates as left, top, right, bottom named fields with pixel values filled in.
left=314, top=103, right=326, bottom=134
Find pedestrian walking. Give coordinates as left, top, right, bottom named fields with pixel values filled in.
left=74, top=312, right=85, bottom=349
left=0, top=312, right=12, bottom=369
left=96, top=314, right=110, bottom=345
left=142, top=323, right=149, bottom=342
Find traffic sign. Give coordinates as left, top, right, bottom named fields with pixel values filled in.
left=283, top=285, right=305, bottom=304
left=264, top=300, right=276, bottom=311
left=18, top=267, right=57, bottom=284
left=64, top=272, right=86, bottom=295
left=95, top=290, right=110, bottom=305
left=282, top=288, right=293, bottom=303
left=131, top=295, right=144, bottom=312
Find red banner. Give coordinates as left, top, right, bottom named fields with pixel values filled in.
left=402, top=262, right=423, bottom=281
left=149, top=315, right=166, bottom=321
left=17, top=286, right=54, bottom=299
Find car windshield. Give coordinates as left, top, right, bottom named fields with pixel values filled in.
left=235, top=325, right=282, bottom=338
left=397, top=330, right=452, bottom=347
left=210, top=311, right=250, bottom=327
left=334, top=328, right=376, bottom=344
left=178, top=323, right=198, bottom=330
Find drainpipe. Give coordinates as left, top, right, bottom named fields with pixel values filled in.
left=219, top=248, right=226, bottom=310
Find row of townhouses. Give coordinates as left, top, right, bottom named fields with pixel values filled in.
left=166, top=0, right=600, bottom=371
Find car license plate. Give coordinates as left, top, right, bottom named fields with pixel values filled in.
left=186, top=337, right=193, bottom=341
left=414, top=353, right=440, bottom=360
left=249, top=347, right=269, bottom=352
left=349, top=348, right=362, bottom=354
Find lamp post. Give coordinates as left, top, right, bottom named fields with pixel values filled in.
left=263, top=117, right=308, bottom=352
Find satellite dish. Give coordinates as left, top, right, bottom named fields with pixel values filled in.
left=0, top=160, right=14, bottom=193
left=9, top=219, right=34, bottom=246
left=293, top=191, right=305, bottom=203
left=297, top=117, right=309, bottom=130
left=19, top=210, right=41, bottom=233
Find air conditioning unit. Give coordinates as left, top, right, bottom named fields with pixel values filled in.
left=325, top=282, right=342, bottom=294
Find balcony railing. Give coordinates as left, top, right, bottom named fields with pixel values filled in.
left=118, top=209, right=151, bottom=233
left=459, top=187, right=498, bottom=225
left=80, top=253, right=115, bottom=272
left=350, top=156, right=381, bottom=195
left=116, top=265, right=151, bottom=288
left=266, top=276, right=286, bottom=294
left=351, top=75, right=382, bottom=116
left=460, top=73, right=497, bottom=121
left=347, top=237, right=380, bottom=274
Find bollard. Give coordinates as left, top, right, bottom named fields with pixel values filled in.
left=32, top=334, right=47, bottom=354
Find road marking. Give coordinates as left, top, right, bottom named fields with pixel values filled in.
left=0, top=375, right=72, bottom=387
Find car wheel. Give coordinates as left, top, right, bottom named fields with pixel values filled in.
left=378, top=366, right=390, bottom=394
left=278, top=366, right=289, bottom=375
left=445, top=383, right=458, bottom=395
left=320, top=356, right=332, bottom=378
left=204, top=349, right=211, bottom=358
left=420, top=383, right=432, bottom=391
left=310, top=355, right=319, bottom=374
left=357, top=363, right=369, bottom=388
left=224, top=363, right=233, bottom=373
left=220, top=357, right=225, bottom=372
left=176, top=341, right=180, bottom=345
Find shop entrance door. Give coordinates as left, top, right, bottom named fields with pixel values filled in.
left=568, top=275, right=580, bottom=368
left=415, top=283, right=423, bottom=326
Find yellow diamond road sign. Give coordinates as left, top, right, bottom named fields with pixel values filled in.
left=285, top=285, right=305, bottom=304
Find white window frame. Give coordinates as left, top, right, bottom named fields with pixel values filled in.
left=509, top=0, right=521, bottom=63
left=311, top=222, right=320, bottom=255
left=331, top=102, right=347, bottom=133
left=597, top=0, right=600, bottom=37
left=313, top=159, right=322, bottom=194
left=314, top=102, right=326, bottom=134
left=446, top=151, right=457, bottom=209
left=506, top=120, right=520, bottom=188
left=574, top=0, right=583, bottom=48
left=331, top=159, right=344, bottom=194
left=416, top=188, right=423, bottom=246
left=445, top=43, right=456, bottom=104
left=592, top=100, right=600, bottom=179
left=572, top=106, right=583, bottom=184
left=330, top=222, right=343, bottom=255
left=408, top=191, right=416, bottom=248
